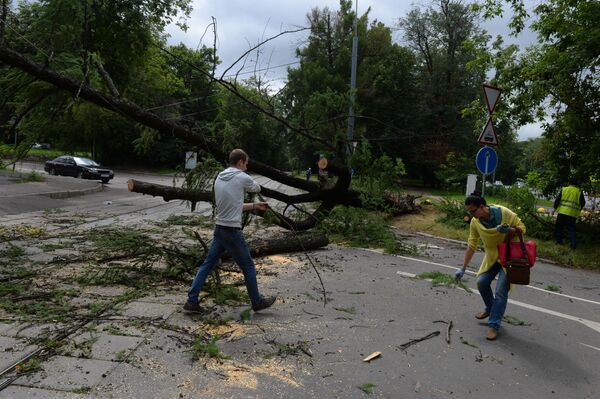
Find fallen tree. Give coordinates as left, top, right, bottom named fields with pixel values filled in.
left=1, top=45, right=421, bottom=230
left=127, top=179, right=421, bottom=230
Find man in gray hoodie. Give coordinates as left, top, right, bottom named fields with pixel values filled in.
left=184, top=149, right=276, bottom=313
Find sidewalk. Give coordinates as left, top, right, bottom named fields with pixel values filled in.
left=0, top=170, right=102, bottom=216
left=0, top=170, right=102, bottom=199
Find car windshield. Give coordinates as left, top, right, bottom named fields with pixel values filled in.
left=74, top=157, right=100, bottom=167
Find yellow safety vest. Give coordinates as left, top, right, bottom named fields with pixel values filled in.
left=557, top=186, right=582, bottom=217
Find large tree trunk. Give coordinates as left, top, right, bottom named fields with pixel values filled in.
left=128, top=179, right=421, bottom=230
left=239, top=233, right=329, bottom=259
left=127, top=178, right=336, bottom=230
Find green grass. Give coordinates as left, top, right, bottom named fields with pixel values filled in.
left=192, top=334, right=229, bottom=360
left=334, top=306, right=356, bottom=315
left=316, top=206, right=408, bottom=254
left=41, top=243, right=69, bottom=252
left=359, top=383, right=376, bottom=394
left=417, top=271, right=472, bottom=292
left=73, top=386, right=91, bottom=394
left=0, top=281, right=27, bottom=296
left=205, top=283, right=249, bottom=305
left=17, top=171, right=45, bottom=183
left=0, top=144, right=91, bottom=160
left=115, top=350, right=127, bottom=361
left=0, top=243, right=26, bottom=259
left=85, top=227, right=151, bottom=255
left=535, top=239, right=600, bottom=270
left=240, top=308, right=251, bottom=321
left=545, top=284, right=561, bottom=292
left=396, top=206, right=600, bottom=270
left=17, top=357, right=42, bottom=373
left=1, top=297, right=75, bottom=322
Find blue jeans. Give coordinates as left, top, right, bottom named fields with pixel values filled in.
left=477, top=262, right=509, bottom=330
left=187, top=225, right=262, bottom=307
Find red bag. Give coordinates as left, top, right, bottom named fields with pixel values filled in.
left=497, top=229, right=536, bottom=285
left=497, top=229, right=537, bottom=268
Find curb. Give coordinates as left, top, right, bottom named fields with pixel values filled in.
left=42, top=183, right=104, bottom=199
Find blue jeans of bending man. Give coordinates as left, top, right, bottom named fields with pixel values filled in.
left=476, top=261, right=509, bottom=331
left=188, top=225, right=262, bottom=307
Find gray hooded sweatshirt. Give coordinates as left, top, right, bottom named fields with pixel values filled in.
left=214, top=167, right=261, bottom=228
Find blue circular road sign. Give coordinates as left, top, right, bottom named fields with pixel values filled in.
left=476, top=146, right=498, bottom=174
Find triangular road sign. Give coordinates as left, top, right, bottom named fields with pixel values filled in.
left=483, top=84, right=502, bottom=114
left=478, top=118, right=499, bottom=146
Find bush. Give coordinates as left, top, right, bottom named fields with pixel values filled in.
left=350, top=140, right=406, bottom=211
left=316, top=206, right=404, bottom=253
left=436, top=197, right=469, bottom=230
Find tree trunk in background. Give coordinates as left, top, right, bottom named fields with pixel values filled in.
left=0, top=0, right=9, bottom=45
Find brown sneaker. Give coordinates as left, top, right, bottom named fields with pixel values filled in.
left=486, top=328, right=498, bottom=340
left=475, top=311, right=490, bottom=320
left=183, top=301, right=205, bottom=313
left=252, top=296, right=276, bottom=312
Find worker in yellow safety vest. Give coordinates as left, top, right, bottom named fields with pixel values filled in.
left=553, top=177, right=586, bottom=249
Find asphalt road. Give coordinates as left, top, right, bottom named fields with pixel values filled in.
left=1, top=162, right=598, bottom=398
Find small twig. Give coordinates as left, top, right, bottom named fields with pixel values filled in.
left=193, top=231, right=209, bottom=253
left=302, top=309, right=324, bottom=317
left=433, top=320, right=453, bottom=344
left=397, top=331, right=440, bottom=351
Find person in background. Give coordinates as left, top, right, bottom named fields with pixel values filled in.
left=455, top=191, right=526, bottom=341
left=184, top=149, right=276, bottom=313
left=553, top=177, right=586, bottom=249
left=306, top=167, right=312, bottom=181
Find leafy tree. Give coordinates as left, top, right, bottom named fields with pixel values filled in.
left=398, top=0, right=491, bottom=187
left=481, top=0, right=600, bottom=193
left=284, top=0, right=418, bottom=168
left=0, top=0, right=208, bottom=165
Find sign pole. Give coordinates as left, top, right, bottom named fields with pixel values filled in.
left=482, top=151, right=490, bottom=197
left=475, top=83, right=502, bottom=197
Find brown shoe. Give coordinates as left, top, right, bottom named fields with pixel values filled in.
left=486, top=328, right=498, bottom=340
left=475, top=311, right=490, bottom=320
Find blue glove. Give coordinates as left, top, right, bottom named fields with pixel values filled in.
left=454, top=268, right=465, bottom=280
left=496, top=224, right=511, bottom=234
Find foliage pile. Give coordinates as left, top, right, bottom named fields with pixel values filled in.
left=435, top=198, right=469, bottom=230
left=316, top=206, right=407, bottom=254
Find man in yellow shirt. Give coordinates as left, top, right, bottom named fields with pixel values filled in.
left=553, top=177, right=586, bottom=250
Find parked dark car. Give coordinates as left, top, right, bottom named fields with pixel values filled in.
left=44, top=156, right=114, bottom=184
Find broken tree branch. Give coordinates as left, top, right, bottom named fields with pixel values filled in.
left=433, top=320, right=453, bottom=344
left=0, top=44, right=320, bottom=193
left=397, top=331, right=440, bottom=351
left=94, top=58, right=120, bottom=97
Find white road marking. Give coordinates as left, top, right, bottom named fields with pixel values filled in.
left=579, top=343, right=600, bottom=352
left=507, top=299, right=600, bottom=334
left=394, top=254, right=600, bottom=306
left=383, top=251, right=600, bottom=334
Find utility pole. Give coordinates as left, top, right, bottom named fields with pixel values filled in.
left=346, top=0, right=358, bottom=156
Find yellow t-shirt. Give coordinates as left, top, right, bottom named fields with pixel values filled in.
left=467, top=205, right=526, bottom=275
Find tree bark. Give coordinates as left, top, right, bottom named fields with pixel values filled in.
left=127, top=178, right=335, bottom=230
left=236, top=233, right=329, bottom=259
left=127, top=179, right=212, bottom=211
left=0, top=0, right=8, bottom=45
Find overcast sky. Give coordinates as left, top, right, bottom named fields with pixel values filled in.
left=166, top=0, right=543, bottom=140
